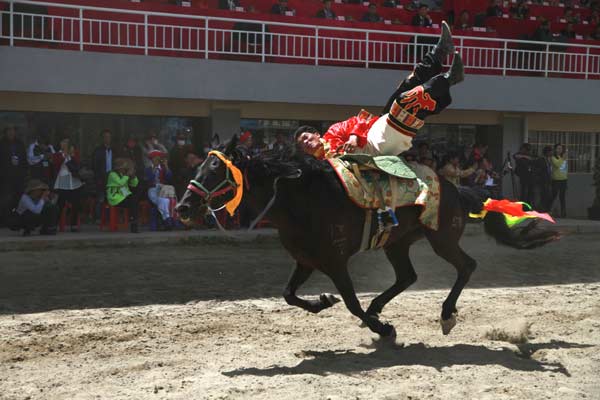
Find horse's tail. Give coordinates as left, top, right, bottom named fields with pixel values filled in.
left=456, top=186, right=561, bottom=250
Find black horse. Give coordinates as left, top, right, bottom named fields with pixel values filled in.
left=176, top=137, right=558, bottom=337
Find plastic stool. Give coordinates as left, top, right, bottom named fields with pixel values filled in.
left=100, top=203, right=129, bottom=232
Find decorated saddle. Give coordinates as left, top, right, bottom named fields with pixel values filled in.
left=327, top=154, right=441, bottom=231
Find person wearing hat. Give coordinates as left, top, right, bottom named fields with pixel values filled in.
left=14, top=179, right=58, bottom=236
left=142, top=132, right=168, bottom=169
left=106, top=158, right=140, bottom=233
left=144, top=150, right=176, bottom=230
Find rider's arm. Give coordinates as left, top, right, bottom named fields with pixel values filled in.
left=323, top=117, right=368, bottom=151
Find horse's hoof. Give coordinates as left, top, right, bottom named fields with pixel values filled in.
left=381, top=323, right=396, bottom=338
left=440, top=313, right=457, bottom=335
left=320, top=293, right=340, bottom=307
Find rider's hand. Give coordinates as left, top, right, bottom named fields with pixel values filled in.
left=339, top=135, right=359, bottom=153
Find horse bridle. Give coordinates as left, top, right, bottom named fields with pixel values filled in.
left=186, top=151, right=240, bottom=212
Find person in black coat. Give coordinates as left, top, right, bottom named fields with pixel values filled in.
left=271, top=0, right=291, bottom=15
left=0, top=126, right=27, bottom=224
left=412, top=5, right=433, bottom=27
left=91, top=129, right=114, bottom=218
left=316, top=0, right=336, bottom=19
left=218, top=0, right=240, bottom=10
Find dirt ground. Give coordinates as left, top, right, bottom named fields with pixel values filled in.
left=1, top=234, right=599, bottom=400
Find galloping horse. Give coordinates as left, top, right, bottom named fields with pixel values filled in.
left=176, top=137, right=557, bottom=337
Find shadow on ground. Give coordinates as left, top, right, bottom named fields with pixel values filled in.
left=223, top=340, right=593, bottom=378
left=0, top=234, right=598, bottom=314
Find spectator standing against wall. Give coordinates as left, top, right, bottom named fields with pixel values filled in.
left=106, top=158, right=140, bottom=233
left=513, top=143, right=535, bottom=205
left=412, top=5, right=433, bottom=27
left=142, top=133, right=168, bottom=169
left=551, top=143, right=568, bottom=218
left=539, top=145, right=554, bottom=212
left=27, top=133, right=55, bottom=183
left=92, top=129, right=114, bottom=220
left=52, top=137, right=83, bottom=233
left=13, top=179, right=58, bottom=236
left=0, top=126, right=27, bottom=224
left=169, top=130, right=195, bottom=198
left=316, top=0, right=336, bottom=19
left=144, top=151, right=176, bottom=230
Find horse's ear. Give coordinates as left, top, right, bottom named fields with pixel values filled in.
left=225, top=135, right=239, bottom=156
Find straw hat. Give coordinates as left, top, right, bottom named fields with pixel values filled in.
left=25, top=179, right=49, bottom=194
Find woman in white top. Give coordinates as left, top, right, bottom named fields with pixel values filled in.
left=52, top=137, right=84, bottom=232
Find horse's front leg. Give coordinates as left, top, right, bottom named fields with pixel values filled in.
left=328, top=267, right=396, bottom=337
left=283, top=263, right=340, bottom=313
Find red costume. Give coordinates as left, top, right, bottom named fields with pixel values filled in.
left=322, top=111, right=380, bottom=155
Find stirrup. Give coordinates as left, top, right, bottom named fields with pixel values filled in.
left=377, top=207, right=399, bottom=232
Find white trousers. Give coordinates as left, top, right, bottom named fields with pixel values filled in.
left=148, top=187, right=171, bottom=220
left=363, top=113, right=414, bottom=156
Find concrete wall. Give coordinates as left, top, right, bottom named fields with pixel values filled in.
left=2, top=46, right=600, bottom=114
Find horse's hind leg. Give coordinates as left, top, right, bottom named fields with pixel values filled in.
left=327, top=266, right=396, bottom=337
left=283, top=263, right=340, bottom=314
left=366, top=239, right=418, bottom=318
left=427, top=232, right=477, bottom=335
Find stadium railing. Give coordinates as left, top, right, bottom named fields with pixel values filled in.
left=1, top=0, right=599, bottom=79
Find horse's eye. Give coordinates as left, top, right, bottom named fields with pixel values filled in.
left=210, top=159, right=219, bottom=169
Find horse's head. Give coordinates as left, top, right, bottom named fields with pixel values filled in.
left=176, top=136, right=242, bottom=224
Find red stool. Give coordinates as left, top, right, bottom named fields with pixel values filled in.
left=100, top=203, right=129, bottom=232
left=59, top=202, right=81, bottom=232
left=139, top=200, right=152, bottom=226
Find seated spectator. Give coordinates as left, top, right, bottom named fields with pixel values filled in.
left=343, top=0, right=362, bottom=4
left=106, top=158, right=140, bottom=233
left=316, top=0, right=336, bottom=19
left=13, top=179, right=58, bottom=236
left=472, top=157, right=499, bottom=193
left=486, top=0, right=504, bottom=17
left=438, top=153, right=476, bottom=186
left=588, top=10, right=599, bottom=25
left=383, top=0, right=399, bottom=7
left=510, top=0, right=529, bottom=20
left=218, top=0, right=240, bottom=10
left=362, top=3, right=383, bottom=23
left=145, top=151, right=176, bottom=231
left=271, top=0, right=292, bottom=15
left=412, top=5, right=433, bottom=27
left=563, top=7, right=580, bottom=24
left=561, top=23, right=577, bottom=39
left=532, top=20, right=554, bottom=42
left=590, top=24, right=600, bottom=40
left=233, top=6, right=269, bottom=45
left=142, top=132, right=168, bottom=169
left=455, top=10, right=472, bottom=30
left=27, top=133, right=55, bottom=183
left=53, top=137, right=83, bottom=233
left=269, top=132, right=291, bottom=152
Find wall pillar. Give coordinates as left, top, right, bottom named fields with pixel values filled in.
left=501, top=115, right=526, bottom=199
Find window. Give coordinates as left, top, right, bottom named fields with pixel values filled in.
left=528, top=131, right=600, bottom=173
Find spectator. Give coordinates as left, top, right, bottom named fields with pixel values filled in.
left=419, top=150, right=436, bottom=170
left=472, top=157, right=499, bottom=197
left=589, top=24, right=600, bottom=40
left=471, top=143, right=489, bottom=164
left=486, top=0, right=504, bottom=17
left=184, top=152, right=204, bottom=192
left=144, top=151, right=176, bottom=230
left=142, top=132, right=168, bottom=169
left=271, top=0, right=291, bottom=15
left=106, top=158, right=140, bottom=233
left=0, top=126, right=27, bottom=223
left=92, top=129, right=114, bottom=219
left=563, top=7, right=579, bottom=24
left=362, top=3, right=383, bottom=23
left=122, top=137, right=145, bottom=181
left=52, top=137, right=83, bottom=233
left=513, top=143, right=535, bottom=204
left=417, top=142, right=431, bottom=161
left=455, top=10, right=472, bottom=30
left=510, top=0, right=529, bottom=20
left=561, top=23, right=577, bottom=39
left=439, top=152, right=476, bottom=186
left=539, top=145, right=554, bottom=212
left=383, top=0, right=399, bottom=7
left=13, top=179, right=58, bottom=236
left=218, top=0, right=240, bottom=10
left=237, top=131, right=254, bottom=159
left=316, top=0, right=336, bottom=19
left=532, top=20, right=553, bottom=42
left=587, top=10, right=599, bottom=25
left=169, top=130, right=195, bottom=198
left=269, top=133, right=291, bottom=152
left=27, top=133, right=55, bottom=183
left=550, top=143, right=568, bottom=218
left=343, top=0, right=362, bottom=4
left=412, top=5, right=433, bottom=27
left=233, top=6, right=269, bottom=46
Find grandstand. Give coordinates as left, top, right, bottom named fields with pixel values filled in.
left=1, top=0, right=599, bottom=217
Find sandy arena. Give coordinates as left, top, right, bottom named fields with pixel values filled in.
left=1, top=233, right=599, bottom=399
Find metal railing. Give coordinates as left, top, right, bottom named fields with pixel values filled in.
left=1, top=0, right=600, bottom=79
